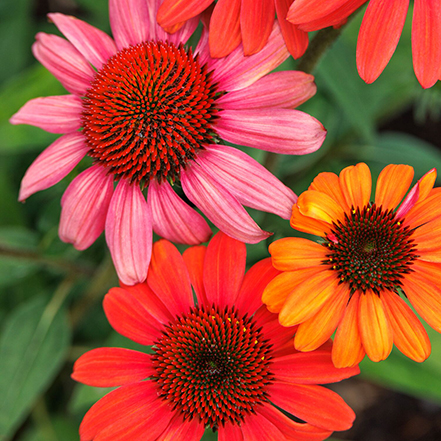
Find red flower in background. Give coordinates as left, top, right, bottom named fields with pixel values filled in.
left=287, top=0, right=441, bottom=88
left=73, top=232, right=358, bottom=440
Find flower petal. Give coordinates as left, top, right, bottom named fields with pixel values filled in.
left=296, top=190, right=345, bottom=224
left=309, top=171, right=349, bottom=211
left=19, top=132, right=88, bottom=201
left=33, top=33, right=95, bottom=96
left=157, top=412, right=205, bottom=441
left=182, top=245, right=208, bottom=306
left=339, top=162, right=371, bottom=208
left=381, top=292, right=431, bottom=362
left=268, top=382, right=355, bottom=431
left=72, top=348, right=154, bottom=387
left=412, top=0, right=441, bottom=88
left=197, top=144, right=296, bottom=219
left=203, top=231, right=245, bottom=308
left=269, top=237, right=327, bottom=271
left=290, top=203, right=332, bottom=237
left=147, top=239, right=194, bottom=317
left=286, top=0, right=353, bottom=24
left=215, top=108, right=326, bottom=154
left=241, top=410, right=286, bottom=440
left=357, top=0, right=409, bottom=84
left=103, top=287, right=162, bottom=345
left=181, top=164, right=270, bottom=244
left=358, top=290, right=393, bottom=362
left=148, top=180, right=212, bottom=245
left=48, top=13, right=117, bottom=69
left=217, top=71, right=316, bottom=110
left=332, top=294, right=366, bottom=368
left=105, top=179, right=152, bottom=285
left=10, top=95, right=82, bottom=134
left=59, top=165, right=114, bottom=250
left=157, top=0, right=213, bottom=29
left=218, top=422, right=244, bottom=441
left=375, top=164, right=414, bottom=211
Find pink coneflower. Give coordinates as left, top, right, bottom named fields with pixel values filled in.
left=72, top=232, right=358, bottom=440
left=10, top=0, right=326, bottom=285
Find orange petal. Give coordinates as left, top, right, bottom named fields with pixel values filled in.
left=279, top=270, right=339, bottom=326
left=290, top=203, right=331, bottom=237
left=309, top=171, right=349, bottom=211
left=412, top=216, right=441, bottom=252
left=409, top=259, right=441, bottom=284
left=375, top=164, right=414, bottom=211
left=262, top=267, right=321, bottom=313
left=381, top=292, right=431, bottom=362
left=339, top=163, right=371, bottom=209
left=402, top=273, right=441, bottom=332
left=333, top=294, right=365, bottom=368
left=402, top=190, right=441, bottom=228
left=269, top=237, right=327, bottom=271
left=297, top=190, right=345, bottom=224
left=358, top=290, right=393, bottom=362
left=295, top=283, right=350, bottom=351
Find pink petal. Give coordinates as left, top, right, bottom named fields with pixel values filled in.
left=48, top=13, right=117, bottom=69
left=103, top=287, right=163, bottom=345
left=105, top=179, right=152, bottom=285
left=33, top=33, right=95, bottom=96
left=217, top=71, right=316, bottom=110
left=19, top=132, right=88, bottom=201
left=203, top=231, right=245, bottom=308
left=10, top=95, right=82, bottom=134
left=197, top=144, right=297, bottom=219
left=147, top=239, right=194, bottom=317
left=109, top=0, right=151, bottom=50
left=216, top=108, right=326, bottom=154
left=59, top=165, right=114, bottom=250
left=72, top=348, right=154, bottom=387
left=412, top=0, right=441, bottom=88
left=356, top=0, right=409, bottom=84
left=148, top=179, right=212, bottom=245
left=209, top=21, right=289, bottom=91
left=181, top=164, right=271, bottom=244
left=163, top=14, right=201, bottom=47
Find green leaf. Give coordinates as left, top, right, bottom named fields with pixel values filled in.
left=0, top=296, right=71, bottom=440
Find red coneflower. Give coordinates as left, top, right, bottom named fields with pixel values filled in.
left=263, top=163, right=441, bottom=367
left=72, top=232, right=358, bottom=440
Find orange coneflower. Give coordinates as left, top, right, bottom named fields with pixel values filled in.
left=263, top=163, right=441, bottom=367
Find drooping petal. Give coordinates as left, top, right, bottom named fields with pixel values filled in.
left=240, top=0, right=275, bottom=56
left=59, top=165, right=114, bottom=250
left=269, top=237, right=327, bottom=271
left=279, top=271, right=339, bottom=326
left=33, top=33, right=95, bottom=96
left=10, top=95, right=82, bottom=134
left=157, top=412, right=205, bottom=441
left=203, top=231, right=245, bottom=308
left=147, top=240, right=194, bottom=317
left=339, top=162, right=372, bottom=208
left=72, top=348, right=154, bottom=387
left=48, top=13, right=117, bottom=69
left=215, top=108, right=326, bottom=154
left=103, top=287, right=163, bottom=345
left=196, top=145, right=296, bottom=219
left=217, top=71, right=316, bottom=110
left=157, top=0, right=213, bottom=29
left=209, top=0, right=241, bottom=58
left=181, top=164, right=271, bottom=244
left=381, top=292, right=431, bottom=362
left=268, top=382, right=356, bottom=431
left=19, top=132, right=88, bottom=201
left=412, top=0, right=441, bottom=88
left=332, top=294, right=366, bottom=368
left=209, top=21, right=289, bottom=91
left=374, top=164, right=414, bottom=211
left=309, top=171, right=349, bottom=211
left=296, top=190, right=345, bottom=224
left=358, top=290, right=393, bottom=362
left=148, top=180, right=212, bottom=245
left=295, top=284, right=350, bottom=351
left=105, top=179, right=152, bottom=285
left=182, top=245, right=208, bottom=306
left=356, top=0, right=409, bottom=84
left=109, top=0, right=151, bottom=50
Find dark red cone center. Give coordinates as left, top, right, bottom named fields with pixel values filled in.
left=150, top=305, right=274, bottom=430
left=82, top=41, right=219, bottom=187
left=324, top=204, right=417, bottom=294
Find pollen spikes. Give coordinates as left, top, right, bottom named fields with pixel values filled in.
left=82, top=41, right=220, bottom=187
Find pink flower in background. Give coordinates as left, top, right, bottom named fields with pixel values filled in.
left=10, top=0, right=325, bottom=285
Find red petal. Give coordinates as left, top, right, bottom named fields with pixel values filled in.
left=182, top=245, right=209, bottom=306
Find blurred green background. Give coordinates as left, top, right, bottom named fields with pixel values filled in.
left=1, top=0, right=441, bottom=440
